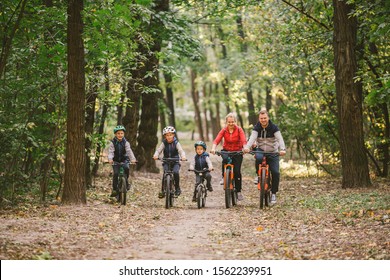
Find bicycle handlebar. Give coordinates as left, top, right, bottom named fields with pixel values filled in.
left=248, top=151, right=279, bottom=156
left=215, top=151, right=243, bottom=157
left=112, top=161, right=137, bottom=166
left=188, top=168, right=210, bottom=173
left=157, top=158, right=186, bottom=162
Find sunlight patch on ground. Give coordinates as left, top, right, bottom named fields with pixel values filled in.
left=280, top=159, right=326, bottom=177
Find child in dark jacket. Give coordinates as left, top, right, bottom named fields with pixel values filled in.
left=189, top=141, right=213, bottom=202
left=153, top=126, right=187, bottom=197
left=108, top=125, right=137, bottom=197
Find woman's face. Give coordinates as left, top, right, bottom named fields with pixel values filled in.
left=226, top=117, right=236, bottom=129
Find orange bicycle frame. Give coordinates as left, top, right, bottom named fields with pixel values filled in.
left=223, top=164, right=235, bottom=190
left=257, top=157, right=269, bottom=191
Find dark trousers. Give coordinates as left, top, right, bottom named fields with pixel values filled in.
left=195, top=171, right=212, bottom=189
left=254, top=152, right=280, bottom=193
left=112, top=163, right=129, bottom=191
left=163, top=163, right=181, bottom=190
left=221, top=153, right=243, bottom=192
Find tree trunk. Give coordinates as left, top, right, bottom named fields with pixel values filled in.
left=163, top=63, right=176, bottom=128
left=92, top=63, right=109, bottom=176
left=202, top=83, right=210, bottom=141
left=0, top=0, right=27, bottom=78
left=333, top=0, right=371, bottom=188
left=85, top=69, right=98, bottom=189
left=63, top=0, right=87, bottom=204
left=190, top=69, right=205, bottom=140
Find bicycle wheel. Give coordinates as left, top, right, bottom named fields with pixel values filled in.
left=202, top=184, right=207, bottom=208
left=260, top=168, right=266, bottom=209
left=165, top=176, right=171, bottom=209
left=169, top=177, right=175, bottom=207
left=196, top=184, right=203, bottom=209
left=119, top=176, right=127, bottom=205
left=265, top=176, right=271, bottom=207
left=231, top=179, right=237, bottom=206
left=224, top=169, right=232, bottom=208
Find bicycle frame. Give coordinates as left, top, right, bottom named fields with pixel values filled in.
left=249, top=151, right=277, bottom=208
left=189, top=169, right=209, bottom=208
left=216, top=151, right=243, bottom=208
left=160, top=158, right=181, bottom=208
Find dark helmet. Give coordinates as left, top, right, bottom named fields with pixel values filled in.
left=114, top=125, right=126, bottom=133
left=194, top=141, right=207, bottom=150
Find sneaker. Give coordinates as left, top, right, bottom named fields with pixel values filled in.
left=219, top=179, right=224, bottom=185
left=126, top=183, right=131, bottom=191
left=110, top=190, right=118, bottom=197
left=253, top=177, right=258, bottom=184
left=175, top=188, right=181, bottom=196
left=271, top=193, right=277, bottom=204
left=207, top=185, right=213, bottom=192
left=237, top=192, right=244, bottom=201
left=158, top=192, right=165, bottom=198
left=192, top=193, right=197, bottom=202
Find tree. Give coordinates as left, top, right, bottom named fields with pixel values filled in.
left=62, top=0, right=87, bottom=204
left=332, top=0, right=371, bottom=187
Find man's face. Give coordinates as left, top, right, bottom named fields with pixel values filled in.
left=259, top=113, right=269, bottom=128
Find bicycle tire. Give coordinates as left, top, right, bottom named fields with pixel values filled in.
left=265, top=176, right=271, bottom=207
left=231, top=181, right=237, bottom=206
left=224, top=169, right=232, bottom=208
left=196, top=184, right=203, bottom=209
left=169, top=177, right=175, bottom=207
left=165, top=176, right=171, bottom=209
left=119, top=176, right=127, bottom=205
left=260, top=168, right=266, bottom=209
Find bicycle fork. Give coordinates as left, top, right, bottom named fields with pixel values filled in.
left=223, top=164, right=235, bottom=190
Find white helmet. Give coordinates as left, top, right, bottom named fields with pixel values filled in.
left=163, top=126, right=176, bottom=135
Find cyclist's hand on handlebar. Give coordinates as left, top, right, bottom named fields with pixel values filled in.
left=279, top=150, right=286, bottom=156
left=243, top=147, right=250, bottom=154
left=181, top=157, right=187, bottom=161
left=108, top=159, right=113, bottom=164
left=210, top=150, right=215, bottom=155
left=153, top=156, right=158, bottom=160
left=130, top=160, right=137, bottom=164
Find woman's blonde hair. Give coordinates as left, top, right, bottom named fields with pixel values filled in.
left=225, top=112, right=237, bottom=123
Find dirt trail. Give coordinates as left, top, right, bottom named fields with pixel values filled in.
left=0, top=154, right=389, bottom=260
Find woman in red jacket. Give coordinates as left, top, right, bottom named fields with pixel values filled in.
left=210, top=113, right=247, bottom=201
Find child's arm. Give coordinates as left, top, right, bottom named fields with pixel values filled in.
left=153, top=143, right=164, bottom=159
left=176, top=142, right=187, bottom=160
left=206, top=156, right=214, bottom=170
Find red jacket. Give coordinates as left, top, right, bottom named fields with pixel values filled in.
left=213, top=125, right=247, bottom=151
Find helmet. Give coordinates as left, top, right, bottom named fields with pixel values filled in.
left=194, top=141, right=207, bottom=150
left=114, top=125, right=126, bottom=133
left=162, top=126, right=176, bottom=135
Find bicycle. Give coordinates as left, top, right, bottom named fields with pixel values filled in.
left=215, top=151, right=243, bottom=208
left=112, top=161, right=137, bottom=206
left=189, top=168, right=209, bottom=209
left=159, top=158, right=182, bottom=209
left=249, top=151, right=278, bottom=208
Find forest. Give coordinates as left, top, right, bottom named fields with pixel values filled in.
left=0, top=0, right=389, bottom=261
left=1, top=0, right=388, bottom=203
